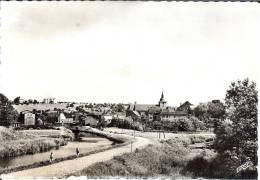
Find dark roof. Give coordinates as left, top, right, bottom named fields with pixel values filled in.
left=148, top=106, right=161, bottom=113
left=181, top=101, right=193, bottom=106
left=134, top=104, right=156, bottom=112
left=161, top=110, right=187, bottom=116
left=20, top=110, right=33, bottom=114
left=83, top=116, right=99, bottom=121
left=178, top=101, right=193, bottom=109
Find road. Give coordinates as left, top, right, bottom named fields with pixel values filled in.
left=3, top=134, right=153, bottom=178
left=104, top=127, right=215, bottom=140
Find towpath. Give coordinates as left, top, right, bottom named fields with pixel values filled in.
left=4, top=134, right=153, bottom=178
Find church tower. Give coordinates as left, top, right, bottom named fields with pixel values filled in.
left=158, top=91, right=167, bottom=109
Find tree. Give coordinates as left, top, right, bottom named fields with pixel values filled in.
left=13, top=96, right=20, bottom=105
left=214, top=78, right=258, bottom=166
left=0, top=93, right=18, bottom=125
left=116, top=104, right=125, bottom=112
left=28, top=99, right=33, bottom=104
left=194, top=101, right=225, bottom=128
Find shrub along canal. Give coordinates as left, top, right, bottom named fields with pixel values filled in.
left=0, top=137, right=113, bottom=171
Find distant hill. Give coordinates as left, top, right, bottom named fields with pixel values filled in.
left=13, top=104, right=69, bottom=113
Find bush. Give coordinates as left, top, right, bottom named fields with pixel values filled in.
left=183, top=156, right=210, bottom=177
left=147, top=116, right=205, bottom=132
left=182, top=152, right=257, bottom=179
left=108, top=118, right=143, bottom=131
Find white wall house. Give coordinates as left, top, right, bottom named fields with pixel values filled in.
left=24, top=112, right=35, bottom=126
left=58, top=112, right=66, bottom=124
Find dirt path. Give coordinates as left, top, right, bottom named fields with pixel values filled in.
left=3, top=135, right=153, bottom=178
left=105, top=127, right=215, bottom=140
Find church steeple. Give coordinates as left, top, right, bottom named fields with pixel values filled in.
left=158, top=90, right=167, bottom=109
left=160, top=91, right=164, bottom=101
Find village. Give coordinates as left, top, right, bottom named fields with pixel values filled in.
left=0, top=81, right=256, bottom=179
left=1, top=1, right=257, bottom=178
left=1, top=92, right=197, bottom=131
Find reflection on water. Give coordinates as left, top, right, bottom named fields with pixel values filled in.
left=0, top=137, right=112, bottom=169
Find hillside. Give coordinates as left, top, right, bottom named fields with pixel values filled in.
left=13, top=104, right=69, bottom=113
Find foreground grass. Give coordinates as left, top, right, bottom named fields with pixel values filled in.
left=71, top=134, right=257, bottom=179
left=71, top=138, right=194, bottom=177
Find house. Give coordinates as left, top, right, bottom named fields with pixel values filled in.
left=10, top=121, right=21, bottom=128
left=89, top=112, right=102, bottom=120
left=43, top=98, right=55, bottom=104
left=0, top=120, right=21, bottom=128
left=102, top=115, right=113, bottom=124
left=58, top=112, right=66, bottom=124
left=82, top=115, right=99, bottom=127
left=177, top=101, right=193, bottom=113
left=45, top=110, right=59, bottom=124
left=18, top=110, right=36, bottom=126
left=147, top=106, right=161, bottom=121
left=24, top=111, right=36, bottom=126
left=63, top=118, right=74, bottom=124
left=161, top=109, right=188, bottom=121
left=126, top=110, right=141, bottom=120
left=73, top=112, right=84, bottom=123
left=19, top=98, right=26, bottom=104
left=112, top=112, right=126, bottom=119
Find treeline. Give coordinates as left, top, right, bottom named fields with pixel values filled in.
left=0, top=94, right=19, bottom=125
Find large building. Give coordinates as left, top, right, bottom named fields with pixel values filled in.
left=43, top=98, right=55, bottom=104
left=127, top=91, right=191, bottom=121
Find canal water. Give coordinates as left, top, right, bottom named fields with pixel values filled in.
left=0, top=137, right=113, bottom=169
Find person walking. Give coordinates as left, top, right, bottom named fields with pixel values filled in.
left=76, top=147, right=79, bottom=157
left=49, top=152, right=54, bottom=163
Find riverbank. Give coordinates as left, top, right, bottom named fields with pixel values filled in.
left=5, top=135, right=151, bottom=178
left=0, top=127, right=72, bottom=159
left=0, top=138, right=119, bottom=175
left=1, top=127, right=136, bottom=176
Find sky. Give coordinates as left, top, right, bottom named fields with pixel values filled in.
left=0, top=2, right=259, bottom=106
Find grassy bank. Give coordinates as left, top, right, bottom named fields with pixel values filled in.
left=0, top=126, right=69, bottom=159
left=71, top=137, right=211, bottom=177
left=0, top=138, right=67, bottom=159
left=71, top=133, right=257, bottom=179
left=69, top=134, right=221, bottom=178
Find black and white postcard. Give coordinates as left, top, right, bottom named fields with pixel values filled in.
left=0, top=1, right=259, bottom=179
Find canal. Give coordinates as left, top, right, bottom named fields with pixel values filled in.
left=0, top=137, right=113, bottom=169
